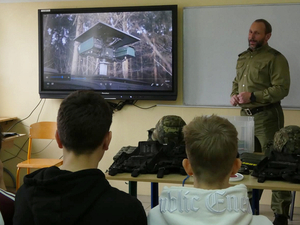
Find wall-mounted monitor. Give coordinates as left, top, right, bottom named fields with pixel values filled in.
left=38, top=5, right=178, bottom=100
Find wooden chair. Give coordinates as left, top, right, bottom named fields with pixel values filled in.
left=16, top=121, right=63, bottom=190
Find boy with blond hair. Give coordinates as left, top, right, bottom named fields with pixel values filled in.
left=148, top=115, right=272, bottom=225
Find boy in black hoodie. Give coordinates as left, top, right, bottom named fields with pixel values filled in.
left=13, top=90, right=147, bottom=225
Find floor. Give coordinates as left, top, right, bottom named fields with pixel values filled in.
left=137, top=195, right=300, bottom=224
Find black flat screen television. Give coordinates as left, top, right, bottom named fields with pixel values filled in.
left=38, top=5, right=178, bottom=100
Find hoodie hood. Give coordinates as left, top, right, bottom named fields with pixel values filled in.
left=148, top=184, right=272, bottom=225
left=20, top=166, right=110, bottom=224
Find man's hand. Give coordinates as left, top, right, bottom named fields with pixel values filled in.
left=238, top=92, right=251, bottom=104
left=230, top=95, right=239, bottom=106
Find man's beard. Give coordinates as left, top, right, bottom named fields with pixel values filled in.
left=248, top=39, right=263, bottom=50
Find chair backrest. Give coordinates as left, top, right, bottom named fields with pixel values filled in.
left=27, top=121, right=57, bottom=160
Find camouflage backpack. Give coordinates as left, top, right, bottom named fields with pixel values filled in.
left=252, top=125, right=300, bottom=183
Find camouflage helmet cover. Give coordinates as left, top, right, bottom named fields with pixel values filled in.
left=151, top=115, right=186, bottom=145
left=273, top=125, right=300, bottom=153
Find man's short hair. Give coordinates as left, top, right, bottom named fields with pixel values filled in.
left=182, top=115, right=238, bottom=182
left=57, top=90, right=113, bottom=155
left=255, top=19, right=272, bottom=34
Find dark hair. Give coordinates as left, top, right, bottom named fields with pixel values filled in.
left=57, top=90, right=113, bottom=155
left=255, top=19, right=272, bottom=34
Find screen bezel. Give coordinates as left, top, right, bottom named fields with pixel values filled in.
left=38, top=5, right=178, bottom=100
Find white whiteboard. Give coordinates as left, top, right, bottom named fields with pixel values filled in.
left=183, top=4, right=300, bottom=108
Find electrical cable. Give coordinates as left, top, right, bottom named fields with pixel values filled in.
left=133, top=103, right=157, bottom=110
left=108, top=100, right=157, bottom=111
left=2, top=146, right=25, bottom=161
left=2, top=98, right=46, bottom=162
left=36, top=99, right=46, bottom=122
left=182, top=175, right=190, bottom=187
left=3, top=167, right=17, bottom=188
left=31, top=140, right=53, bottom=155
left=6, top=99, right=43, bottom=132
left=2, top=139, right=28, bottom=163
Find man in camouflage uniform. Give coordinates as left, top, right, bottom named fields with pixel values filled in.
left=230, top=19, right=291, bottom=225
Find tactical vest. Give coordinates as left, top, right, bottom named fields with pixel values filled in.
left=108, top=141, right=187, bottom=178
left=252, top=125, right=300, bottom=183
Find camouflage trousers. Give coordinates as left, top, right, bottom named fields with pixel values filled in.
left=241, top=102, right=292, bottom=217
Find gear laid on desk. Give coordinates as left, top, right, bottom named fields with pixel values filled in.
left=108, top=115, right=187, bottom=178
left=238, top=164, right=250, bottom=175
left=240, top=152, right=266, bottom=170
left=252, top=125, right=300, bottom=183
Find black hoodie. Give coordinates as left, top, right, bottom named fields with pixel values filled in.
left=13, top=166, right=147, bottom=225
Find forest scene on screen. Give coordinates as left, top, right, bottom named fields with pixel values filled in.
left=42, top=10, right=173, bottom=91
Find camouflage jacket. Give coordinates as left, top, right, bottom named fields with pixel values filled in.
left=231, top=44, right=290, bottom=108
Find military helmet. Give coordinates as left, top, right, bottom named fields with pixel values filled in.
left=273, top=125, right=300, bottom=154
left=151, top=115, right=186, bottom=145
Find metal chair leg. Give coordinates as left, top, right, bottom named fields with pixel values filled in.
left=290, top=191, right=296, bottom=221
left=16, top=167, right=21, bottom=191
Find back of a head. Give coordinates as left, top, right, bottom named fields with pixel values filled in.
left=57, top=90, right=113, bottom=154
left=182, top=115, right=238, bottom=182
